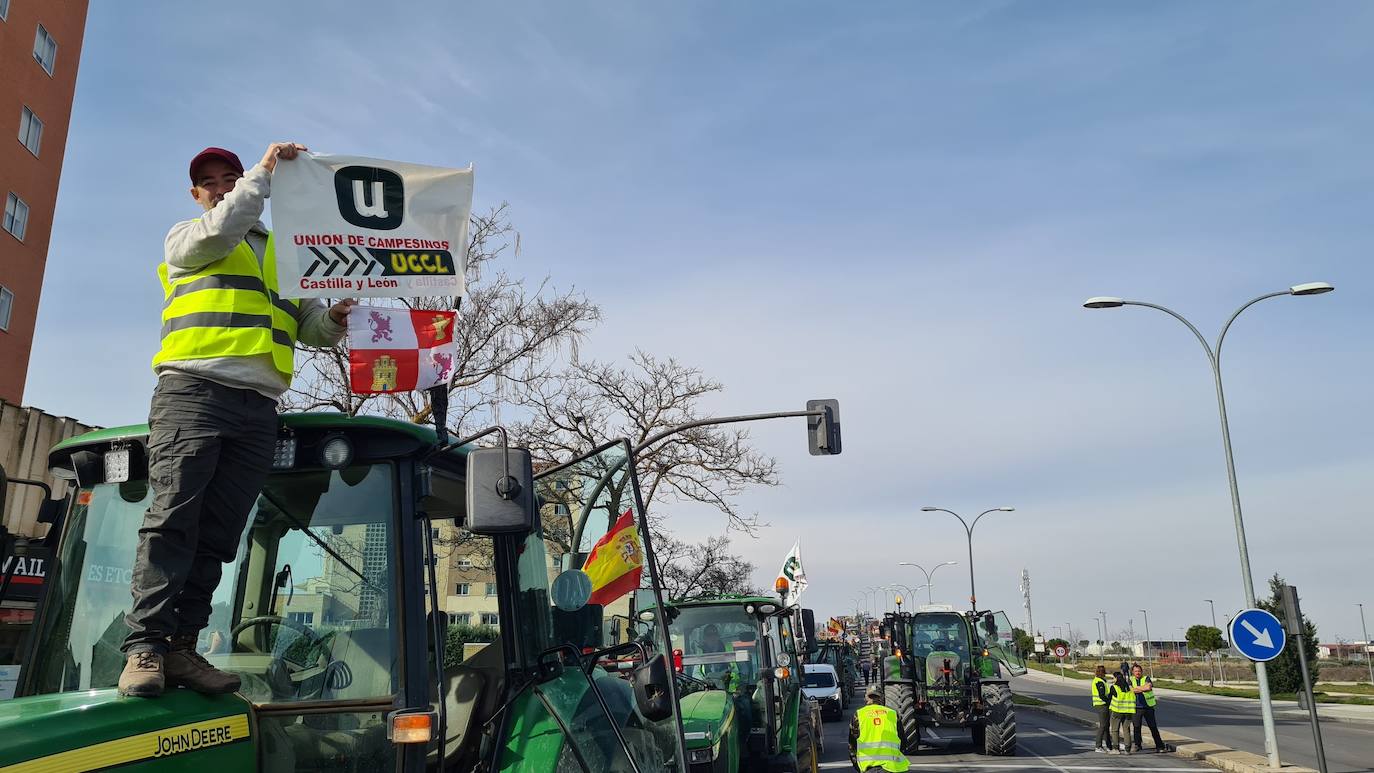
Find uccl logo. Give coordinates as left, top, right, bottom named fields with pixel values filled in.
left=334, top=166, right=404, bottom=230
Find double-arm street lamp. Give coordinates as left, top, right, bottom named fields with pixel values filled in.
left=1085, top=281, right=1334, bottom=769
left=897, top=561, right=959, bottom=604
left=920, top=507, right=1015, bottom=610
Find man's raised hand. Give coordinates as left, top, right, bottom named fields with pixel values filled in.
left=261, top=142, right=308, bottom=172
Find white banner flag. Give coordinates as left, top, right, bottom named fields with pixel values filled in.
left=270, top=152, right=474, bottom=300
left=776, top=539, right=808, bottom=602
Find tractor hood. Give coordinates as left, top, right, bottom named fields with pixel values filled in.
left=678, top=689, right=734, bottom=750
left=0, top=688, right=257, bottom=769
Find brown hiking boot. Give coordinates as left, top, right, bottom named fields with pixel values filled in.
left=118, top=651, right=165, bottom=697
left=165, top=638, right=241, bottom=694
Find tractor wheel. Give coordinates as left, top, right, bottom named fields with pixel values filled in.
left=795, top=702, right=819, bottom=773
left=883, top=682, right=921, bottom=755
left=980, top=683, right=1016, bottom=756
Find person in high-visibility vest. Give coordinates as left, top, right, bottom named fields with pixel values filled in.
left=1130, top=664, right=1169, bottom=752
left=119, top=144, right=352, bottom=699
left=1091, top=665, right=1112, bottom=752
left=849, top=686, right=910, bottom=771
left=1108, top=672, right=1137, bottom=754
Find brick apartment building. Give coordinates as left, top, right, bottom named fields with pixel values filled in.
left=0, top=0, right=89, bottom=403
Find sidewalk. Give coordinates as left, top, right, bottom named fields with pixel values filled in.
left=1013, top=670, right=1321, bottom=773
left=1019, top=665, right=1374, bottom=725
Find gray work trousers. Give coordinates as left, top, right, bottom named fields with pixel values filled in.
left=122, top=374, right=276, bottom=655
left=1094, top=706, right=1111, bottom=748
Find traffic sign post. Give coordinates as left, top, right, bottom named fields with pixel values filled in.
left=1053, top=643, right=1069, bottom=681
left=1281, top=585, right=1328, bottom=773
left=1230, top=608, right=1286, bottom=663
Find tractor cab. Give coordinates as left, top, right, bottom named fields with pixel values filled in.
left=645, top=595, right=819, bottom=773
left=0, top=416, right=687, bottom=773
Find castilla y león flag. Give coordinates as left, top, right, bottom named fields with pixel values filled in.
left=347, top=305, right=458, bottom=394
left=583, top=509, right=644, bottom=607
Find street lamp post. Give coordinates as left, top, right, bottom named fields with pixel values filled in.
left=1094, top=617, right=1105, bottom=664
left=1101, top=611, right=1109, bottom=662
left=1085, top=282, right=1333, bottom=769
left=1360, top=604, right=1374, bottom=686
left=1206, top=599, right=1220, bottom=685
left=897, top=561, right=959, bottom=604
left=1139, top=609, right=1154, bottom=679
left=920, top=507, right=1014, bottom=610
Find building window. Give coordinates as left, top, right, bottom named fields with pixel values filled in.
left=0, top=0, right=10, bottom=22
left=450, top=612, right=471, bottom=625
left=485, top=582, right=496, bottom=596
left=481, top=613, right=499, bottom=626
left=33, top=24, right=57, bottom=74
left=455, top=558, right=472, bottom=569
left=0, top=287, right=12, bottom=331
left=3, top=193, right=28, bottom=241
left=286, top=611, right=314, bottom=626
left=18, top=107, right=42, bottom=156
left=455, top=583, right=470, bottom=596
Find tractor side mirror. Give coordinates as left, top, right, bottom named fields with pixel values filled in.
left=983, top=613, right=997, bottom=636
left=466, top=447, right=536, bottom=536
left=632, top=653, right=673, bottom=722
left=801, top=609, right=819, bottom=655
left=806, top=399, right=841, bottom=456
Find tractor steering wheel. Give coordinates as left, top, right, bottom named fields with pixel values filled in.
left=230, top=616, right=333, bottom=700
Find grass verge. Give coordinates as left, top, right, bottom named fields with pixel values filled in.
left=1012, top=693, right=1049, bottom=706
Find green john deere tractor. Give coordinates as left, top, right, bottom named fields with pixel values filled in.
left=644, top=592, right=821, bottom=773
left=0, top=401, right=841, bottom=773
left=878, top=606, right=1026, bottom=756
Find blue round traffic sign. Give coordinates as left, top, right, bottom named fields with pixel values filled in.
left=1230, top=608, right=1286, bottom=662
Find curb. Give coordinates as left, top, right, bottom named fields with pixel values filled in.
left=1018, top=701, right=1318, bottom=773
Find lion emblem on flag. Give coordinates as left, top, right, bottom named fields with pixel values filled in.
left=368, top=310, right=393, bottom=343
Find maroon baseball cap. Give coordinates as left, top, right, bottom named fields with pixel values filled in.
left=188, top=147, right=244, bottom=183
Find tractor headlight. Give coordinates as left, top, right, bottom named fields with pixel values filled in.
left=318, top=434, right=353, bottom=469
left=104, top=445, right=131, bottom=483
left=687, top=741, right=720, bottom=764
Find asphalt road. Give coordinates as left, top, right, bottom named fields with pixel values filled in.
left=1010, top=673, right=1374, bottom=773
left=815, top=698, right=1213, bottom=772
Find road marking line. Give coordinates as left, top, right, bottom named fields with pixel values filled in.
left=1040, top=728, right=1093, bottom=749
left=903, top=766, right=1204, bottom=771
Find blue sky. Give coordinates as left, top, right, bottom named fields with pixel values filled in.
left=28, top=1, right=1374, bottom=643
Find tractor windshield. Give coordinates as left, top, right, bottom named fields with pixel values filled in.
left=26, top=465, right=403, bottom=709
left=667, top=605, right=762, bottom=691
left=508, top=441, right=681, bottom=772
left=909, top=613, right=970, bottom=686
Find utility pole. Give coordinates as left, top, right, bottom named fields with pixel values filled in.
left=1360, top=604, right=1373, bottom=687
left=1021, top=569, right=1034, bottom=638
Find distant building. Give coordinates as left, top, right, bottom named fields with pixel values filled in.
left=0, top=0, right=91, bottom=403
left=1317, top=642, right=1370, bottom=660
left=1132, top=640, right=1193, bottom=659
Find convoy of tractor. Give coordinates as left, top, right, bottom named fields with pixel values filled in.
left=0, top=394, right=1028, bottom=771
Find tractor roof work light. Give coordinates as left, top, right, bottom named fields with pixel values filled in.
left=318, top=434, right=353, bottom=470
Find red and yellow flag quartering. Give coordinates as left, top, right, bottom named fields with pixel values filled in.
left=583, top=508, right=644, bottom=606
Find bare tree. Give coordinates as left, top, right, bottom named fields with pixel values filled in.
left=511, top=350, right=779, bottom=536
left=283, top=204, right=601, bottom=432
left=656, top=534, right=758, bottom=601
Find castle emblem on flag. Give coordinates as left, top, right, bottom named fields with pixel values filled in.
left=371, top=355, right=399, bottom=391
left=432, top=315, right=452, bottom=341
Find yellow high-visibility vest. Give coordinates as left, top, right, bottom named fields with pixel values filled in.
left=153, top=231, right=299, bottom=381
left=1109, top=684, right=1136, bottom=714
left=1133, top=675, right=1157, bottom=707
left=1091, top=676, right=1108, bottom=707
left=855, top=703, right=909, bottom=771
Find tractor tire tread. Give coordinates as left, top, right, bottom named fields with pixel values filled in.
left=883, top=682, right=921, bottom=755
left=981, top=683, right=1016, bottom=756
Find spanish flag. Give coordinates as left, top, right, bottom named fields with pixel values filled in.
left=584, top=508, right=644, bottom=606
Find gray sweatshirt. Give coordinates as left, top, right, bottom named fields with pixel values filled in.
left=157, top=163, right=345, bottom=400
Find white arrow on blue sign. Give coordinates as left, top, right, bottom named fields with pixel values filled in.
left=1230, top=608, right=1286, bottom=662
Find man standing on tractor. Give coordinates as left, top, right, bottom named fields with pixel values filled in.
left=849, top=686, right=910, bottom=771
left=118, top=143, right=353, bottom=698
